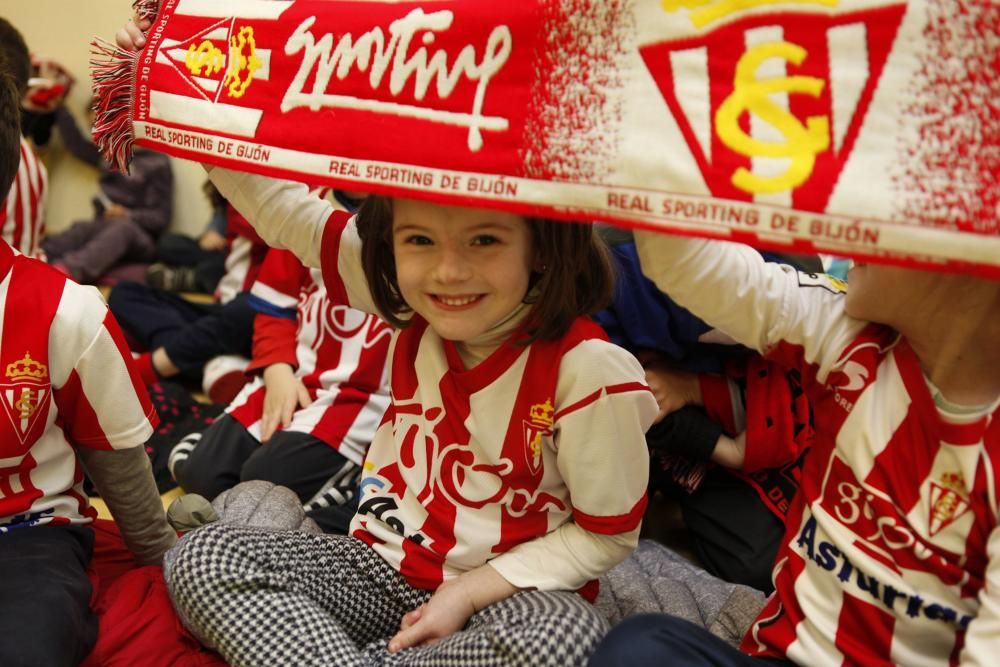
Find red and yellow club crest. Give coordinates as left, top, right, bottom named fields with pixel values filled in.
left=928, top=471, right=970, bottom=537
left=642, top=0, right=905, bottom=212
left=0, top=352, right=50, bottom=447
left=160, top=19, right=267, bottom=102
left=523, top=398, right=554, bottom=475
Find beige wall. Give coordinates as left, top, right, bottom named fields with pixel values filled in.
left=2, top=0, right=210, bottom=236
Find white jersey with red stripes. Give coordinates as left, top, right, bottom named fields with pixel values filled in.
left=207, top=167, right=658, bottom=596
left=227, top=248, right=392, bottom=465
left=0, top=240, right=156, bottom=530
left=634, top=231, right=1000, bottom=667
left=0, top=139, right=48, bottom=258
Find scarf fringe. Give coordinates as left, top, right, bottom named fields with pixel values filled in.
left=88, top=0, right=160, bottom=172
left=654, top=451, right=707, bottom=495
left=89, top=38, right=138, bottom=173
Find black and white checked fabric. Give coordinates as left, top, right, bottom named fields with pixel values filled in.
left=167, top=523, right=608, bottom=666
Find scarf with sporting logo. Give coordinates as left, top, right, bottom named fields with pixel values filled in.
left=92, top=0, right=999, bottom=276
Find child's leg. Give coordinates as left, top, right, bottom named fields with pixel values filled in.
left=588, top=613, right=789, bottom=667
left=369, top=590, right=608, bottom=667
left=172, top=414, right=260, bottom=500
left=40, top=218, right=102, bottom=261
left=159, top=293, right=256, bottom=382
left=0, top=525, right=98, bottom=666
left=108, top=281, right=215, bottom=351
left=240, top=430, right=361, bottom=533
left=57, top=219, right=155, bottom=283
left=166, top=523, right=429, bottom=667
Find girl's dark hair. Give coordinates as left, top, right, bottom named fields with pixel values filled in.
left=0, top=72, right=21, bottom=196
left=356, top=196, right=614, bottom=342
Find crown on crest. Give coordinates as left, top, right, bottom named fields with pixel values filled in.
left=938, top=471, right=965, bottom=494
left=529, top=399, right=554, bottom=427
left=6, top=352, right=48, bottom=381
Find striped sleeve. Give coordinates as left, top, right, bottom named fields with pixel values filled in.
left=209, top=167, right=377, bottom=315
left=50, top=283, right=156, bottom=450
left=488, top=339, right=659, bottom=590
left=634, top=230, right=864, bottom=384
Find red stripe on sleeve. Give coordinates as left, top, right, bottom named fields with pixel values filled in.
left=320, top=210, right=353, bottom=306
left=103, top=311, right=158, bottom=431
left=53, top=369, right=113, bottom=450
left=573, top=493, right=648, bottom=535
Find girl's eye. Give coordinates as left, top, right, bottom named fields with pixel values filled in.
left=472, top=235, right=500, bottom=246
left=405, top=235, right=433, bottom=246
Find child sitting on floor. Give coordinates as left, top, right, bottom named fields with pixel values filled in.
left=588, top=228, right=1000, bottom=665
left=160, top=163, right=657, bottom=665
left=42, top=101, right=173, bottom=284
left=170, top=238, right=392, bottom=534
left=0, top=66, right=176, bottom=666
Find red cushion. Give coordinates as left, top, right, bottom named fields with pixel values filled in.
left=83, top=520, right=226, bottom=667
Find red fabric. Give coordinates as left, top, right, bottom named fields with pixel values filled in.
left=247, top=313, right=298, bottom=374
left=83, top=520, right=226, bottom=667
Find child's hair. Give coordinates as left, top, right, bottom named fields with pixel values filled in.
left=0, top=19, right=30, bottom=95
left=0, top=72, right=20, bottom=196
left=356, top=196, right=615, bottom=342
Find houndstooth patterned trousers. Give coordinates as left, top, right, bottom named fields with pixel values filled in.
left=166, top=523, right=609, bottom=667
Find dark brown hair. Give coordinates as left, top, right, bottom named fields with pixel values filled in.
left=355, top=196, right=614, bottom=342
left=0, top=72, right=21, bottom=197
left=0, top=19, right=30, bottom=94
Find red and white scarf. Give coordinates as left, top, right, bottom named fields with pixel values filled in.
left=92, top=0, right=1000, bottom=277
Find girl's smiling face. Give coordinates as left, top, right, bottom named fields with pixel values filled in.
left=391, top=198, right=536, bottom=342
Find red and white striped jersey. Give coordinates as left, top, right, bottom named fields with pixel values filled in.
left=215, top=205, right=269, bottom=304
left=0, top=139, right=47, bottom=258
left=209, top=168, right=658, bottom=595
left=635, top=231, right=1000, bottom=667
left=227, top=247, right=392, bottom=465
left=0, top=240, right=156, bottom=530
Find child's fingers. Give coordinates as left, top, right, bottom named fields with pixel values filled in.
left=388, top=620, right=430, bottom=654
left=116, top=19, right=148, bottom=50
left=260, top=412, right=278, bottom=442
left=297, top=385, right=311, bottom=410
left=399, top=606, right=422, bottom=631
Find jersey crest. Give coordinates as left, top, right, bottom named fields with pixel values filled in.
left=522, top=398, right=554, bottom=475
left=927, top=471, right=971, bottom=537
left=0, top=352, right=50, bottom=447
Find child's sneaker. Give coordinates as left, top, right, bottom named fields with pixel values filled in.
left=146, top=262, right=200, bottom=292
left=168, top=431, right=202, bottom=481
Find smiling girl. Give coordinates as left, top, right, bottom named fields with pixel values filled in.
left=158, top=162, right=658, bottom=666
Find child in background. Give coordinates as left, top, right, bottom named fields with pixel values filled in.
left=0, top=69, right=176, bottom=666
left=41, top=101, right=173, bottom=283
left=596, top=227, right=814, bottom=592
left=146, top=180, right=230, bottom=294
left=589, top=230, right=999, bottom=665
left=108, top=197, right=267, bottom=403
left=170, top=238, right=392, bottom=534
left=0, top=18, right=49, bottom=259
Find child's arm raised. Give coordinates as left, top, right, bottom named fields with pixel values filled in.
left=209, top=168, right=377, bottom=314
left=634, top=231, right=862, bottom=382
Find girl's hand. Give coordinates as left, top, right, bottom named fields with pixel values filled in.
left=388, top=579, right=476, bottom=653
left=115, top=15, right=152, bottom=50
left=261, top=363, right=310, bottom=442
left=388, top=565, right=519, bottom=653
left=643, top=362, right=701, bottom=424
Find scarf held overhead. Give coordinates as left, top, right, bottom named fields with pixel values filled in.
left=92, top=0, right=1000, bottom=277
